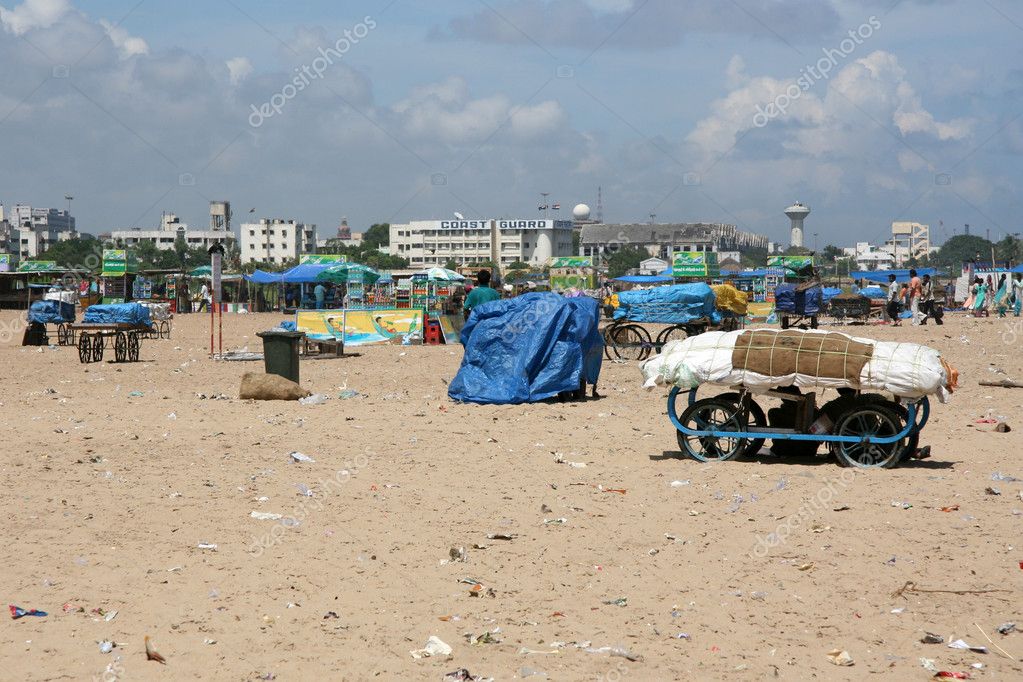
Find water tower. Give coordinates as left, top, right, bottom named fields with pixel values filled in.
left=785, top=202, right=810, bottom=249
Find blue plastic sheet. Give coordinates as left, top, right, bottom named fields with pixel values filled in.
left=83, top=303, right=152, bottom=326
left=448, top=293, right=603, bottom=405
left=28, top=300, right=75, bottom=324
left=859, top=285, right=886, bottom=299
left=774, top=284, right=822, bottom=315
left=613, top=283, right=719, bottom=324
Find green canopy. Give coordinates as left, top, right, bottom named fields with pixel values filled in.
left=189, top=265, right=212, bottom=277
left=315, top=262, right=380, bottom=284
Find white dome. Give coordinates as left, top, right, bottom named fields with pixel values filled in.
left=573, top=203, right=591, bottom=220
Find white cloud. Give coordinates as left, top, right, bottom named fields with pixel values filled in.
left=226, top=57, right=253, bottom=86
left=99, top=19, right=148, bottom=59
left=0, top=0, right=69, bottom=35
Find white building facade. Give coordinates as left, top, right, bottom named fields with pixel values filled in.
left=389, top=219, right=575, bottom=268
left=4, top=203, right=76, bottom=259
left=240, top=218, right=317, bottom=265
left=112, top=213, right=234, bottom=252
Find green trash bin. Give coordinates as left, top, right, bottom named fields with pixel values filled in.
left=257, top=330, right=305, bottom=384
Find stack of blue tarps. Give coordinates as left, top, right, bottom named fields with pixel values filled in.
left=83, top=303, right=152, bottom=327
left=821, top=287, right=842, bottom=302
left=613, top=283, right=720, bottom=324
left=860, top=285, right=886, bottom=299
left=28, top=300, right=75, bottom=324
left=448, top=293, right=603, bottom=405
left=774, top=284, right=823, bottom=315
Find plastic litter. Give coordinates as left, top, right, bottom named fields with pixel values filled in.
left=299, top=394, right=328, bottom=405
left=948, top=638, right=987, bottom=654
left=602, top=597, right=628, bottom=607
left=99, top=641, right=114, bottom=654
left=996, top=622, right=1016, bottom=635
left=250, top=511, right=283, bottom=521
left=338, top=390, right=361, bottom=400
left=197, top=542, right=218, bottom=551
left=145, top=636, right=167, bottom=664
left=288, top=452, right=315, bottom=463
left=410, top=635, right=453, bottom=659
left=670, top=480, right=690, bottom=487
left=991, top=472, right=1021, bottom=483
left=826, top=649, right=854, bottom=666
left=9, top=605, right=47, bottom=619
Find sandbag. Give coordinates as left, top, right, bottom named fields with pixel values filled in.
left=641, top=328, right=955, bottom=403
left=239, top=372, right=311, bottom=401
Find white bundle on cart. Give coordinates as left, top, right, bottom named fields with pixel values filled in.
left=641, top=329, right=957, bottom=403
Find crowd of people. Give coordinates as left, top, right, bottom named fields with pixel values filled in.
left=963, top=272, right=1023, bottom=318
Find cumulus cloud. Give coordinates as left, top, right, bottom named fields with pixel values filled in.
left=99, top=19, right=148, bottom=58
left=0, top=0, right=69, bottom=35
left=226, top=57, right=253, bottom=86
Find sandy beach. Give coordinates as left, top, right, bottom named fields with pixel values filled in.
left=2, top=310, right=1021, bottom=681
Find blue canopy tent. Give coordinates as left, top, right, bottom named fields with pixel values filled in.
left=851, top=268, right=936, bottom=283
left=243, top=270, right=282, bottom=284
left=614, top=274, right=673, bottom=284
left=281, top=263, right=337, bottom=283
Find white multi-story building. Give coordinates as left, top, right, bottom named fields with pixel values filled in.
left=390, top=218, right=575, bottom=268
left=111, top=213, right=234, bottom=252
left=4, top=203, right=76, bottom=259
left=240, top=218, right=317, bottom=265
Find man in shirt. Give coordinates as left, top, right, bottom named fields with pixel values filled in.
left=198, top=282, right=210, bottom=312
left=314, top=282, right=326, bottom=310
left=919, top=274, right=942, bottom=325
left=886, top=274, right=902, bottom=327
left=463, top=269, right=500, bottom=319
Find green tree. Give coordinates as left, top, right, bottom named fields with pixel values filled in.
left=934, top=234, right=994, bottom=269
left=607, top=245, right=646, bottom=278
left=821, top=244, right=843, bottom=262
left=362, top=223, right=390, bottom=249
left=37, top=237, right=104, bottom=270
left=444, top=259, right=460, bottom=271
left=995, top=235, right=1022, bottom=265
left=738, top=246, right=768, bottom=267
left=506, top=260, right=528, bottom=271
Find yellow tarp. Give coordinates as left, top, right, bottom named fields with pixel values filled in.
left=712, top=284, right=748, bottom=315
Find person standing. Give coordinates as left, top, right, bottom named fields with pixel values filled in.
left=972, top=277, right=988, bottom=317
left=886, top=274, right=902, bottom=326
left=198, top=281, right=210, bottom=312
left=1013, top=273, right=1023, bottom=317
left=919, top=274, right=942, bottom=325
left=314, top=282, right=326, bottom=310
left=908, top=269, right=922, bottom=325
left=463, top=269, right=500, bottom=319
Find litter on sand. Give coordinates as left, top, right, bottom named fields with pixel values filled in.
left=410, top=635, right=453, bottom=659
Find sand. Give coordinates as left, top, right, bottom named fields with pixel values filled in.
left=1, top=310, right=1021, bottom=681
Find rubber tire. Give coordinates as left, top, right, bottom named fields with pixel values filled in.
left=675, top=397, right=750, bottom=462
left=831, top=402, right=904, bottom=469
left=823, top=394, right=917, bottom=462
left=718, top=392, right=767, bottom=458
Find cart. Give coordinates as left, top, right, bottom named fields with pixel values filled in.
left=827, top=292, right=873, bottom=323
left=666, top=385, right=929, bottom=468
left=138, top=302, right=173, bottom=340
left=604, top=314, right=741, bottom=362
left=71, top=323, right=149, bottom=364
left=25, top=299, right=77, bottom=346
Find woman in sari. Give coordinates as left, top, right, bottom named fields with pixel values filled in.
left=994, top=274, right=1010, bottom=317
left=972, top=277, right=988, bottom=316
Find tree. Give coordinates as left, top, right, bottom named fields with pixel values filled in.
left=995, top=235, right=1022, bottom=266
left=821, top=244, right=843, bottom=262
left=362, top=223, right=390, bottom=249
left=37, top=237, right=104, bottom=270
left=738, top=246, right=767, bottom=267
left=506, top=260, right=528, bottom=271
left=444, top=259, right=460, bottom=271
left=607, top=245, right=646, bottom=278
left=934, top=234, right=994, bottom=269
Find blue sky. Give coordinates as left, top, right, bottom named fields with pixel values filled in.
left=1, top=0, right=1021, bottom=247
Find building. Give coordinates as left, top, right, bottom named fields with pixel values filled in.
left=579, top=222, right=768, bottom=261
left=843, top=242, right=896, bottom=271
left=111, top=213, right=234, bottom=252
left=240, top=218, right=317, bottom=265
left=317, top=218, right=363, bottom=250
left=785, top=202, right=810, bottom=248
left=389, top=218, right=575, bottom=268
left=3, top=203, right=76, bottom=260
left=638, top=257, right=669, bottom=275
left=890, top=222, right=930, bottom=265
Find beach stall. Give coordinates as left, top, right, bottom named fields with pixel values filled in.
left=100, top=249, right=139, bottom=304
left=549, top=256, right=595, bottom=292
left=671, top=251, right=720, bottom=282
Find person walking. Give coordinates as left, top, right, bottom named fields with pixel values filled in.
left=908, top=269, right=922, bottom=325
left=314, top=282, right=326, bottom=310
left=463, top=269, right=500, bottom=319
left=1013, top=273, right=1023, bottom=317
left=995, top=273, right=1010, bottom=317
left=886, top=274, right=902, bottom=326
left=971, top=277, right=988, bottom=317
left=198, top=281, right=210, bottom=312
left=919, top=274, right=942, bottom=325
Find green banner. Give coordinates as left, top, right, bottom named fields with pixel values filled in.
left=17, top=260, right=60, bottom=273
left=548, top=256, right=592, bottom=268
left=102, top=249, right=138, bottom=275
left=300, top=254, right=347, bottom=265
left=672, top=251, right=719, bottom=277
left=767, top=255, right=814, bottom=270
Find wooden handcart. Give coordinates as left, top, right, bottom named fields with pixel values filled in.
left=71, top=323, right=149, bottom=364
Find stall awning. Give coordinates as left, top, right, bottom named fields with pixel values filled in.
left=614, top=275, right=673, bottom=284
left=851, top=268, right=936, bottom=283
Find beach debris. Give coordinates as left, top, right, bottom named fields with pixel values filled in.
left=948, top=639, right=988, bottom=654
left=994, top=421, right=1011, bottom=432
left=410, top=635, right=452, bottom=659
left=128, top=391, right=144, bottom=397
left=891, top=500, right=912, bottom=509
left=449, top=546, right=467, bottom=562
left=797, top=562, right=815, bottom=572
left=239, top=372, right=311, bottom=401
left=670, top=480, right=690, bottom=487
left=466, top=630, right=501, bottom=645
left=444, top=669, right=491, bottom=682
left=921, top=632, right=944, bottom=644
left=985, top=487, right=1001, bottom=496
left=145, top=636, right=167, bottom=664
left=920, top=658, right=938, bottom=673
left=992, top=472, right=1022, bottom=483
left=554, top=453, right=586, bottom=468
left=602, top=597, right=628, bottom=607
left=99, top=641, right=114, bottom=654
left=250, top=511, right=283, bottom=521
left=298, top=394, right=328, bottom=405
left=543, top=518, right=567, bottom=525
left=288, top=452, right=315, bottom=463
left=9, top=605, right=47, bottom=619
left=826, top=649, right=854, bottom=666
left=940, top=505, right=960, bottom=512
left=979, top=379, right=1023, bottom=388
left=583, top=645, right=642, bottom=661
left=891, top=581, right=1010, bottom=599
left=338, top=389, right=361, bottom=400
left=833, top=505, right=851, bottom=512
left=933, top=673, right=971, bottom=679
left=518, top=668, right=548, bottom=678
left=486, top=533, right=515, bottom=541
left=997, top=622, right=1016, bottom=635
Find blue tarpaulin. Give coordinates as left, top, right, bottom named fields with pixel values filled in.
left=448, top=293, right=603, bottom=405
left=822, top=286, right=842, bottom=302
left=851, top=268, right=936, bottom=283
left=774, top=284, right=822, bottom=315
left=860, top=285, right=886, bottom=298
left=28, top=300, right=75, bottom=324
left=83, top=303, right=152, bottom=327
left=613, top=282, right=719, bottom=324
left=613, top=275, right=674, bottom=284
left=244, top=270, right=282, bottom=284
left=280, top=264, right=335, bottom=283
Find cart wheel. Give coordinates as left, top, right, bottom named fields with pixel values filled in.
left=114, top=332, right=127, bottom=362
left=57, top=324, right=68, bottom=346
left=655, top=325, right=688, bottom=352
left=607, top=323, right=651, bottom=361
left=824, top=394, right=918, bottom=463
left=92, top=335, right=104, bottom=363
left=128, top=332, right=140, bottom=362
left=675, top=397, right=750, bottom=462
left=718, top=392, right=768, bottom=457
left=78, top=332, right=91, bottom=363
left=160, top=321, right=170, bottom=339
left=831, top=402, right=904, bottom=468
left=780, top=316, right=790, bottom=330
